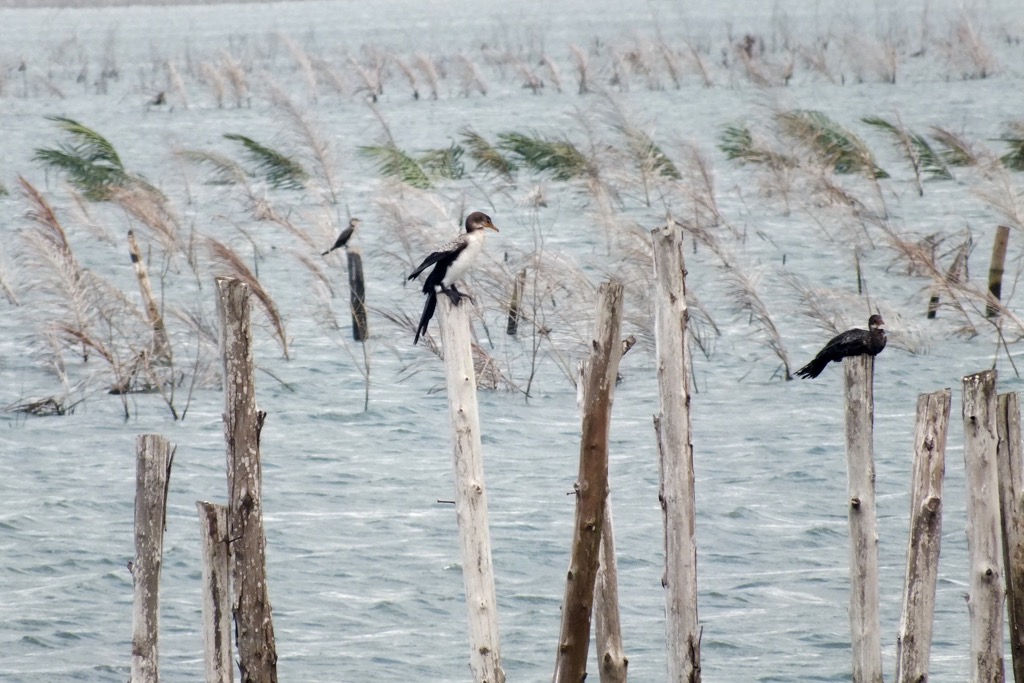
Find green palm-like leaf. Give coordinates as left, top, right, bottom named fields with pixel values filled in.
left=460, top=127, right=517, bottom=181
left=223, top=133, right=308, bottom=190
left=626, top=129, right=681, bottom=179
left=778, top=110, right=888, bottom=179
left=718, top=123, right=794, bottom=168
left=497, top=131, right=594, bottom=181
left=929, top=126, right=979, bottom=167
left=34, top=116, right=131, bottom=200
left=358, top=142, right=432, bottom=189
left=998, top=121, right=1024, bottom=171
left=862, top=116, right=953, bottom=180
left=418, top=143, right=465, bottom=180
left=177, top=149, right=252, bottom=185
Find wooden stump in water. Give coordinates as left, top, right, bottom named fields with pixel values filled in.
left=895, top=389, right=950, bottom=683
left=997, top=392, right=1024, bottom=682
left=131, top=434, right=174, bottom=683
left=196, top=501, right=233, bottom=683
left=987, top=225, right=1010, bottom=318
left=347, top=246, right=368, bottom=341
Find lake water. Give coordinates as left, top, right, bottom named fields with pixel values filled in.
left=2, top=0, right=1024, bottom=680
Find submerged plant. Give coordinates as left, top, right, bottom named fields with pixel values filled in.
left=718, top=123, right=794, bottom=168
left=359, top=141, right=433, bottom=189
left=778, top=109, right=888, bottom=179
left=418, top=142, right=466, bottom=181
left=460, top=127, right=517, bottom=182
left=930, top=126, right=980, bottom=167
left=862, top=115, right=953, bottom=193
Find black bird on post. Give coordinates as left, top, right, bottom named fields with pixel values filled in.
left=408, top=211, right=499, bottom=345
left=321, top=217, right=361, bottom=255
left=796, top=314, right=887, bottom=379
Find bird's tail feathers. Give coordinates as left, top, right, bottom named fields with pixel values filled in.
left=414, top=290, right=437, bottom=345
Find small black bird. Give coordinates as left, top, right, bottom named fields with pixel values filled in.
left=408, top=211, right=499, bottom=345
left=795, top=314, right=887, bottom=379
left=321, top=217, right=361, bottom=255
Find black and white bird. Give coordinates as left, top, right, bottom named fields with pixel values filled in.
left=407, top=211, right=499, bottom=345
left=321, top=217, right=361, bottom=255
left=795, top=314, right=887, bottom=379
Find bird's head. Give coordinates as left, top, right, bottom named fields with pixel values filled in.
left=465, top=211, right=499, bottom=233
left=868, top=314, right=885, bottom=330
left=350, top=217, right=362, bottom=228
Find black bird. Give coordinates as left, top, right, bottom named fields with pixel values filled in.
left=795, top=314, right=887, bottom=379
left=321, top=217, right=361, bottom=255
left=407, top=211, right=499, bottom=345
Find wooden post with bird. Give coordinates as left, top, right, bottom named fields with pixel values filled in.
left=843, top=354, right=883, bottom=683
left=436, top=293, right=505, bottom=683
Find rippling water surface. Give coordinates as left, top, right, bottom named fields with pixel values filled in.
left=2, top=0, right=1024, bottom=680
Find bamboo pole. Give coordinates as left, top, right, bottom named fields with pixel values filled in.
left=843, top=355, right=882, bottom=683
left=127, top=230, right=172, bottom=364
left=962, top=370, right=1005, bottom=683
left=651, top=224, right=701, bottom=683
left=998, top=392, right=1024, bottom=681
left=436, top=294, right=505, bottom=683
left=552, top=281, right=624, bottom=683
left=196, top=501, right=233, bottom=683
left=131, top=434, right=174, bottom=683
left=576, top=359, right=628, bottom=683
left=895, top=389, right=951, bottom=683
left=347, top=246, right=368, bottom=341
left=986, top=225, right=1011, bottom=318
left=216, top=277, right=278, bottom=683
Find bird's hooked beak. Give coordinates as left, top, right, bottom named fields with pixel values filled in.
left=484, top=220, right=499, bottom=233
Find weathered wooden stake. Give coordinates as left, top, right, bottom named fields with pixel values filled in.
left=986, top=225, right=1010, bottom=318
left=216, top=277, right=278, bottom=683
left=962, top=370, right=1004, bottom=683
left=843, top=355, right=882, bottom=683
left=895, top=389, right=951, bottom=683
left=128, top=230, right=172, bottom=365
left=506, top=268, right=526, bottom=336
left=553, top=281, right=624, bottom=683
left=651, top=224, right=701, bottom=683
left=347, top=246, right=369, bottom=341
left=436, top=294, right=505, bottom=683
left=131, top=434, right=174, bottom=683
left=577, top=359, right=628, bottom=683
left=997, top=392, right=1024, bottom=681
left=196, top=501, right=233, bottom=683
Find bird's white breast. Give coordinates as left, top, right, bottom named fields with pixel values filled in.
left=442, top=230, right=485, bottom=287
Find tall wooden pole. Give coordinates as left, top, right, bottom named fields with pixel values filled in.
left=895, top=389, right=951, bottom=683
left=843, top=355, right=882, bottom=683
left=436, top=294, right=505, bottom=683
left=651, top=224, right=700, bottom=683
left=347, top=246, right=369, bottom=341
left=962, top=370, right=1004, bottom=683
left=216, top=277, right=278, bottom=683
left=552, top=281, right=624, bottom=683
left=986, top=225, right=1010, bottom=318
left=997, top=392, right=1024, bottom=682
left=131, top=434, right=174, bottom=683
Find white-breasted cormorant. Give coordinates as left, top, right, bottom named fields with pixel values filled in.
left=321, top=217, right=361, bottom=255
left=795, top=314, right=887, bottom=379
left=407, top=211, right=499, bottom=345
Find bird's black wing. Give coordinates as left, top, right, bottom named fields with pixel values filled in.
left=407, top=236, right=468, bottom=280
left=321, top=226, right=354, bottom=255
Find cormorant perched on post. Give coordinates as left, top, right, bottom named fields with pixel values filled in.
left=408, top=211, right=499, bottom=345
left=795, top=314, right=887, bottom=379
left=321, top=217, right=361, bottom=255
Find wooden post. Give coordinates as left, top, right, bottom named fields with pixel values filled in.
left=997, top=392, right=1024, bottom=682
left=895, top=389, right=951, bottom=683
left=552, top=281, right=624, bottom=683
left=651, top=223, right=701, bottom=683
left=506, top=268, right=526, bottom=336
left=196, top=501, right=233, bottom=683
left=347, top=246, right=368, bottom=341
left=987, top=225, right=1010, bottom=318
left=127, top=230, right=172, bottom=365
left=131, top=434, right=174, bottom=683
left=843, top=355, right=882, bottom=683
left=436, top=294, right=505, bottom=683
left=577, top=359, right=628, bottom=683
left=962, top=370, right=1005, bottom=683
left=216, top=277, right=278, bottom=683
